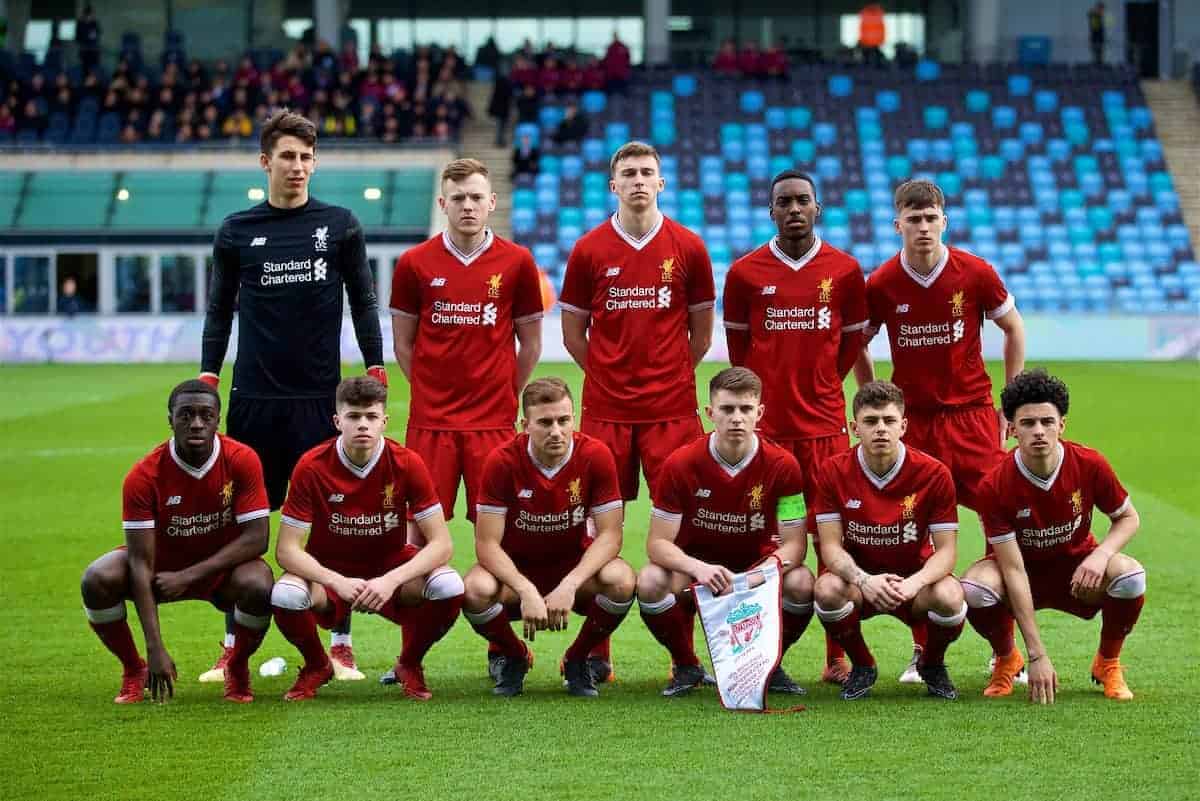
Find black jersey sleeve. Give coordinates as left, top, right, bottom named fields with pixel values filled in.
left=200, top=220, right=240, bottom=376
left=340, top=212, right=384, bottom=368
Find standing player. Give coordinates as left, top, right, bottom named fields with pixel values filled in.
left=722, top=169, right=876, bottom=685
left=463, top=378, right=636, bottom=698
left=860, top=178, right=1026, bottom=683
left=636, top=368, right=815, bottom=697
left=269, top=377, right=464, bottom=701
left=813, top=381, right=966, bottom=701
left=389, top=157, right=543, bottom=529
left=80, top=380, right=273, bottom=704
left=962, top=369, right=1145, bottom=703
left=200, top=109, right=386, bottom=682
left=560, top=141, right=716, bottom=674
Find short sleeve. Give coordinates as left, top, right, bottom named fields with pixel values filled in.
left=774, top=454, right=807, bottom=527
left=404, top=451, right=443, bottom=521
left=476, top=447, right=512, bottom=516
left=388, top=252, right=421, bottom=318
left=977, top=258, right=1014, bottom=320
left=864, top=271, right=886, bottom=341
left=512, top=249, right=545, bottom=323
left=280, top=461, right=316, bottom=529
left=587, top=441, right=623, bottom=514
left=926, top=463, right=959, bottom=533
left=121, top=463, right=157, bottom=530
left=650, top=456, right=687, bottom=522
left=685, top=236, right=716, bottom=311
left=722, top=263, right=750, bottom=330
left=231, top=445, right=271, bottom=524
left=559, top=240, right=593, bottom=316
left=812, top=462, right=842, bottom=524
left=977, top=473, right=1015, bottom=546
left=1089, top=451, right=1130, bottom=518
left=840, top=260, right=868, bottom=334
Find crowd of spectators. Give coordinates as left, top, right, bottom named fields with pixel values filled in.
left=1, top=38, right=474, bottom=145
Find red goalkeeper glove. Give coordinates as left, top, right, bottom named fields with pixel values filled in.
left=367, top=365, right=389, bottom=387
left=198, top=372, right=220, bottom=388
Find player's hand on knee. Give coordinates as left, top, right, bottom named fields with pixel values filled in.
left=1028, top=655, right=1057, bottom=705
left=1069, top=551, right=1108, bottom=597
left=862, top=574, right=905, bottom=610
left=332, top=576, right=367, bottom=604
left=893, top=575, right=921, bottom=603
left=147, top=646, right=177, bottom=703
left=152, top=570, right=193, bottom=601
left=520, top=592, right=549, bottom=640
left=544, top=583, right=576, bottom=631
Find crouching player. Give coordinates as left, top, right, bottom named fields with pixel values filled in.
left=963, top=369, right=1145, bottom=703
left=81, top=379, right=273, bottom=704
left=637, top=367, right=815, bottom=697
left=463, top=378, right=635, bottom=698
left=270, top=376, right=464, bottom=701
left=814, top=381, right=966, bottom=701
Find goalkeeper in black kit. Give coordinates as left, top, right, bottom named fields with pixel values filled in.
left=198, top=109, right=386, bottom=682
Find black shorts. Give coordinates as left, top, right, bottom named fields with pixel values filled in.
left=227, top=395, right=336, bottom=509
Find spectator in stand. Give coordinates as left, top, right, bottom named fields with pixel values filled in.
left=581, top=56, right=606, bottom=91
left=763, top=39, right=790, bottom=79
left=186, top=59, right=210, bottom=92
left=440, top=86, right=470, bottom=129
left=511, top=55, right=539, bottom=89
left=552, top=100, right=589, bottom=145
left=561, top=58, right=584, bottom=94
left=339, top=41, right=359, bottom=73
left=739, top=40, right=765, bottom=78
left=0, top=104, right=16, bottom=137
left=475, top=37, right=501, bottom=76
left=58, top=276, right=85, bottom=317
left=76, top=4, right=102, bottom=74
left=120, top=122, right=141, bottom=144
left=146, top=109, right=169, bottom=142
left=18, top=100, right=47, bottom=137
left=488, top=72, right=513, bottom=146
left=512, top=131, right=540, bottom=178
left=714, top=39, right=739, bottom=76
left=235, top=56, right=260, bottom=87
left=1088, top=3, right=1107, bottom=64
left=602, top=32, right=632, bottom=91
left=516, top=83, right=541, bottom=124
left=540, top=56, right=564, bottom=95
left=443, top=46, right=470, bottom=81
left=222, top=108, right=254, bottom=138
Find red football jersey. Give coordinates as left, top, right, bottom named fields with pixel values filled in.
left=281, top=436, right=442, bottom=579
left=559, top=214, right=716, bottom=422
left=476, top=432, right=623, bottom=569
left=866, top=246, right=1014, bottom=411
left=978, top=440, right=1130, bottom=565
left=652, top=434, right=806, bottom=571
left=723, top=236, right=868, bottom=438
left=389, top=230, right=544, bottom=430
left=121, top=435, right=270, bottom=573
left=813, top=444, right=958, bottom=576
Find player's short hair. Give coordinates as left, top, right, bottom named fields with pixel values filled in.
left=259, top=108, right=316, bottom=156
left=168, top=379, right=220, bottom=414
left=336, top=375, right=388, bottom=408
left=1001, top=368, right=1070, bottom=421
left=521, top=377, right=573, bottom=414
left=769, top=169, right=819, bottom=203
left=709, top=367, right=762, bottom=399
left=609, top=141, right=661, bottom=175
left=441, top=158, right=489, bottom=187
left=893, top=178, right=945, bottom=212
left=852, top=380, right=906, bottom=416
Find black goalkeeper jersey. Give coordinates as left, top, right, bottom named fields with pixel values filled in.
left=201, top=197, right=384, bottom=399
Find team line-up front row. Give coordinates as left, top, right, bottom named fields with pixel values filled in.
left=81, top=367, right=1146, bottom=707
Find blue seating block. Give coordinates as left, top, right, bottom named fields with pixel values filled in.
left=740, top=90, right=765, bottom=114
left=924, top=106, right=948, bottom=130
left=828, top=74, right=853, bottom=97
left=876, top=90, right=900, bottom=112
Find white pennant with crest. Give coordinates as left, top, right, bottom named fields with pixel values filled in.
left=693, top=556, right=783, bottom=711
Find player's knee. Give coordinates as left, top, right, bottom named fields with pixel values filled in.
left=231, top=559, right=274, bottom=597
left=813, top=572, right=848, bottom=608
left=424, top=566, right=465, bottom=601
left=782, top=566, right=815, bottom=603
left=635, top=563, right=671, bottom=602
left=1106, top=562, right=1146, bottom=599
left=270, top=577, right=312, bottom=611
left=961, top=577, right=1003, bottom=609
left=600, top=558, right=637, bottom=601
left=929, top=576, right=965, bottom=615
left=463, top=565, right=501, bottom=608
left=81, top=556, right=127, bottom=604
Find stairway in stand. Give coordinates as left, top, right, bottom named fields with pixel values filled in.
left=1142, top=80, right=1200, bottom=255
left=459, top=79, right=513, bottom=239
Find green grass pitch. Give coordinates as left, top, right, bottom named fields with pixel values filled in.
left=1, top=361, right=1196, bottom=800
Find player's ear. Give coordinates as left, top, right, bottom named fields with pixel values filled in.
left=489, top=192, right=497, bottom=211
left=899, top=416, right=907, bottom=437
left=437, top=194, right=447, bottom=212
left=259, top=151, right=269, bottom=172
left=704, top=403, right=714, bottom=422
left=849, top=418, right=859, bottom=439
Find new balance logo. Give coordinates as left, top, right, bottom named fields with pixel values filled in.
left=430, top=277, right=446, bottom=287
left=1017, top=508, right=1032, bottom=518
left=518, top=489, right=533, bottom=499
left=250, top=237, right=267, bottom=247
left=328, top=493, right=345, bottom=503
left=605, top=267, right=621, bottom=277
left=695, top=488, right=711, bottom=498
left=166, top=495, right=182, bottom=506
left=761, top=285, right=777, bottom=295
left=845, top=499, right=862, bottom=509
left=896, top=304, right=909, bottom=313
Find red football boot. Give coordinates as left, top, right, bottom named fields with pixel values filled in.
left=114, top=662, right=148, bottom=704
left=283, top=659, right=334, bottom=701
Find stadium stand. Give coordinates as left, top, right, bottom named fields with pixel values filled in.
left=511, top=62, right=1197, bottom=315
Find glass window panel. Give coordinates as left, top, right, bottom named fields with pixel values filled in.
left=615, top=18, right=644, bottom=64
left=495, top=18, right=539, bottom=55
left=414, top=19, right=465, bottom=52
left=282, top=18, right=312, bottom=41
left=377, top=19, right=414, bottom=54
left=575, top=17, right=616, bottom=58
left=0, top=255, right=7, bottom=314
left=116, top=255, right=152, bottom=313
left=58, top=21, right=77, bottom=40
left=56, top=253, right=98, bottom=315
left=839, top=13, right=924, bottom=59
left=161, top=254, right=198, bottom=313
left=349, top=18, right=371, bottom=67
left=541, top=19, right=575, bottom=52
left=12, top=256, right=50, bottom=314
left=23, top=21, right=53, bottom=62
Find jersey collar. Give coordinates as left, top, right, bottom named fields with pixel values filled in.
left=768, top=235, right=822, bottom=271
left=527, top=436, right=575, bottom=480
left=610, top=211, right=663, bottom=251
left=337, top=437, right=384, bottom=479
left=856, top=442, right=906, bottom=490
left=1015, top=443, right=1065, bottom=492
left=169, top=436, right=221, bottom=480
left=899, top=245, right=950, bottom=288
left=708, top=431, right=759, bottom=478
left=441, top=228, right=494, bottom=266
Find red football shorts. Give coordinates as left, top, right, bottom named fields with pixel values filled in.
left=109, top=546, right=233, bottom=607
left=859, top=597, right=921, bottom=626
left=904, top=404, right=1004, bottom=512
left=315, top=544, right=422, bottom=628
left=773, top=433, right=850, bottom=506
left=583, top=415, right=704, bottom=500
left=405, top=426, right=514, bottom=521
left=501, top=559, right=593, bottom=619
left=985, top=547, right=1102, bottom=620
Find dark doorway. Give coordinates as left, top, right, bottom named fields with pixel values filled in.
left=1125, top=1, right=1159, bottom=78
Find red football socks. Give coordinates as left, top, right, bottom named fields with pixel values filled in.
left=821, top=608, right=875, bottom=667
left=1099, top=595, right=1144, bottom=659
left=273, top=608, right=328, bottom=669
left=89, top=619, right=143, bottom=673
left=966, top=603, right=1017, bottom=658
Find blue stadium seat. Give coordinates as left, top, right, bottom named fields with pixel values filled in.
left=828, top=75, right=853, bottom=97
left=740, top=90, right=765, bottom=114
left=923, top=106, right=948, bottom=130
left=966, top=91, right=989, bottom=113
left=1007, top=74, right=1032, bottom=96
left=876, top=90, right=900, bottom=112
left=512, top=208, right=535, bottom=236
left=789, top=106, right=812, bottom=130
left=1033, top=90, right=1058, bottom=113
left=582, top=138, right=605, bottom=166
left=765, top=107, right=788, bottom=130
left=672, top=74, right=697, bottom=97
left=813, top=122, right=838, bottom=148
left=1129, top=106, right=1153, bottom=130
left=916, top=60, right=940, bottom=81
left=581, top=91, right=607, bottom=114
